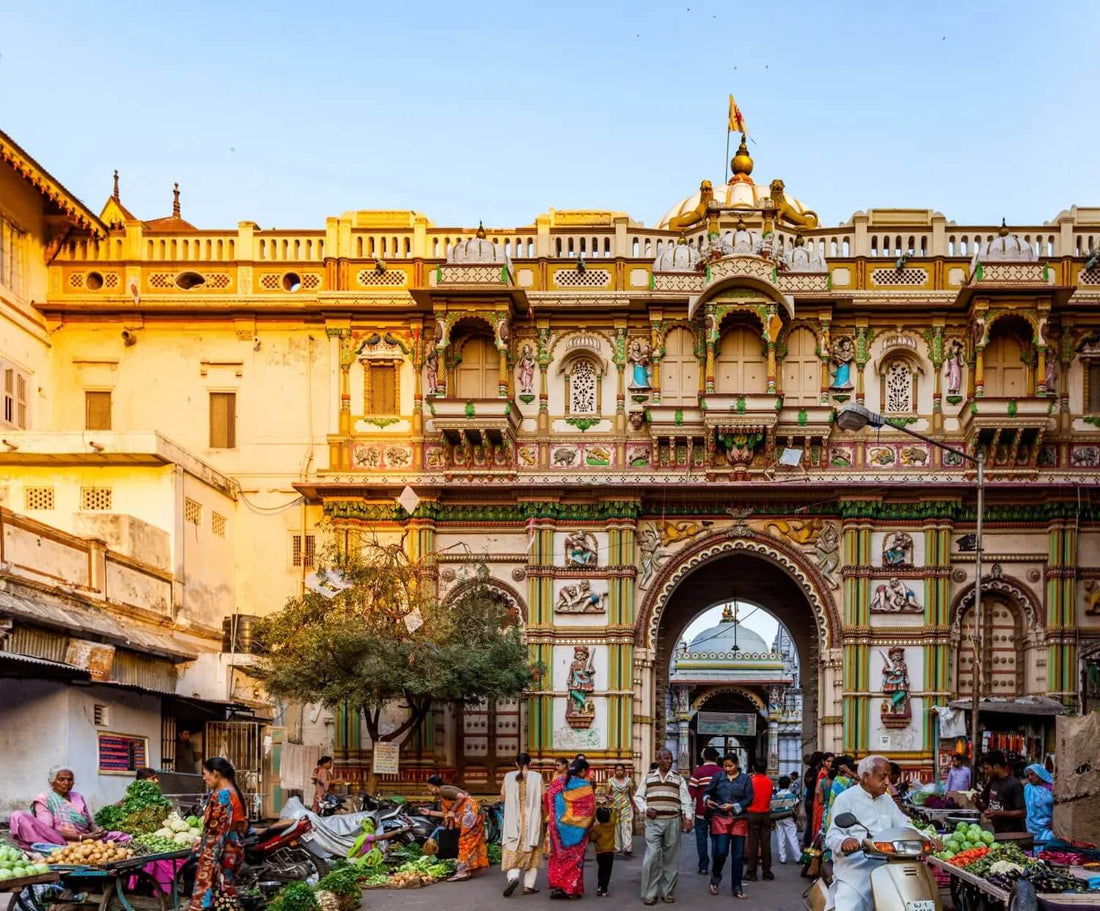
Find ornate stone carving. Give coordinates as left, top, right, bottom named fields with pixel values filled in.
left=811, top=523, right=841, bottom=589
left=870, top=578, right=922, bottom=613
left=555, top=580, right=607, bottom=614
left=882, top=531, right=914, bottom=568
left=829, top=336, right=855, bottom=391
left=638, top=526, right=670, bottom=590
left=565, top=646, right=596, bottom=729
left=563, top=530, right=598, bottom=567
left=880, top=646, right=911, bottom=728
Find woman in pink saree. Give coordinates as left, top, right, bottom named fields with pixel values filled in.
left=9, top=767, right=128, bottom=850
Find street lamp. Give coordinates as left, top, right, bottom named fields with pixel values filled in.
left=835, top=402, right=986, bottom=765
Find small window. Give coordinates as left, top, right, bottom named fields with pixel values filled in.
left=24, top=486, right=55, bottom=511
left=1087, top=363, right=1100, bottom=414
left=1, top=361, right=30, bottom=429
left=209, top=392, right=237, bottom=448
left=85, top=391, right=112, bottom=430
left=81, top=487, right=113, bottom=511
left=366, top=362, right=398, bottom=414
left=184, top=497, right=203, bottom=526
left=97, top=732, right=147, bottom=774
left=211, top=512, right=227, bottom=538
left=292, top=533, right=316, bottom=568
left=882, top=361, right=916, bottom=414
left=0, top=215, right=28, bottom=299
left=568, top=359, right=599, bottom=414
left=93, top=704, right=110, bottom=726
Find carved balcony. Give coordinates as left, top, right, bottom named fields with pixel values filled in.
left=425, top=396, right=521, bottom=448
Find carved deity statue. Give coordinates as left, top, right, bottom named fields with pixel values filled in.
left=871, top=578, right=921, bottom=612
left=425, top=347, right=441, bottom=396
left=812, top=523, right=841, bottom=589
left=566, top=646, right=596, bottom=728
left=517, top=343, right=536, bottom=396
left=829, top=337, right=855, bottom=391
left=564, top=530, right=598, bottom=567
left=555, top=580, right=607, bottom=614
left=1044, top=354, right=1058, bottom=392
left=882, top=531, right=914, bottom=568
left=881, top=646, right=911, bottom=720
left=944, top=339, right=964, bottom=397
left=628, top=341, right=652, bottom=390
left=638, top=526, right=669, bottom=589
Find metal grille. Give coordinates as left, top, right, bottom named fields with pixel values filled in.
left=367, top=363, right=397, bottom=414
left=209, top=392, right=237, bottom=448
left=212, top=512, right=227, bottom=538
left=184, top=497, right=203, bottom=526
left=24, top=486, right=55, bottom=511
left=85, top=391, right=112, bottom=430
left=291, top=534, right=316, bottom=568
left=81, top=487, right=113, bottom=511
left=205, top=721, right=266, bottom=819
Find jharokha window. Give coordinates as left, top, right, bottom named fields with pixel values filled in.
left=564, top=357, right=603, bottom=416
left=880, top=358, right=918, bottom=416
left=364, top=361, right=399, bottom=415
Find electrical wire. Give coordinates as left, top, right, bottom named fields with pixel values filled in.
left=237, top=490, right=304, bottom=514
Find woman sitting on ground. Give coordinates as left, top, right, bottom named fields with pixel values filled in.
left=8, top=767, right=129, bottom=850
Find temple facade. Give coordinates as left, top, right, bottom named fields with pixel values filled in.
left=2, top=126, right=1100, bottom=796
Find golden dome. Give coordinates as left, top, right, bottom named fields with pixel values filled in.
left=730, top=136, right=753, bottom=184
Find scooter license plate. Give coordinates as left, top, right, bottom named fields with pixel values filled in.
left=906, top=902, right=935, bottom=911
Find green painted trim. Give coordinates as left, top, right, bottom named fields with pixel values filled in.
left=362, top=416, right=401, bottom=428
left=565, top=416, right=601, bottom=431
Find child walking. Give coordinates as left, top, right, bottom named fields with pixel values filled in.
left=590, top=806, right=617, bottom=896
left=771, top=775, right=801, bottom=864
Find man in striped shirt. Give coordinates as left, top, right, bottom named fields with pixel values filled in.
left=688, top=747, right=722, bottom=874
left=634, top=748, right=694, bottom=904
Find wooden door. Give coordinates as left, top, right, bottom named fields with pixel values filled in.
left=716, top=326, right=766, bottom=394
left=781, top=328, right=819, bottom=404
left=983, top=334, right=1028, bottom=397
left=661, top=328, right=700, bottom=405
left=455, top=336, right=499, bottom=398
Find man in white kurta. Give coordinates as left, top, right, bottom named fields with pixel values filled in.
left=824, top=755, right=913, bottom=911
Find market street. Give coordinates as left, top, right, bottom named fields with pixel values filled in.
left=362, top=835, right=808, bottom=911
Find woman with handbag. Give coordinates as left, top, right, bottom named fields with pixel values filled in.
left=189, top=758, right=248, bottom=911
left=702, top=753, right=754, bottom=899
left=419, top=776, right=488, bottom=882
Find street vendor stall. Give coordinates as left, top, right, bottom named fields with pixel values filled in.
left=945, top=697, right=1063, bottom=771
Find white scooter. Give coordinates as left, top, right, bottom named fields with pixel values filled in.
left=803, top=812, right=941, bottom=911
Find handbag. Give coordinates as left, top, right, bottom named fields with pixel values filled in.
left=436, top=826, right=460, bottom=860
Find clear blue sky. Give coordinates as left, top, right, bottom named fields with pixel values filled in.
left=3, top=1, right=1098, bottom=230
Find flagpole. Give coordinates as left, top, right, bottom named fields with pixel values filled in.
left=725, top=128, right=731, bottom=185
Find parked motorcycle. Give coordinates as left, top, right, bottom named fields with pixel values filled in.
left=316, top=793, right=348, bottom=817
left=803, top=812, right=940, bottom=911
left=238, top=816, right=331, bottom=907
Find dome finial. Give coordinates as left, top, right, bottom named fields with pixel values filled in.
left=112, top=170, right=120, bottom=202
left=172, top=182, right=181, bottom=218
left=476, top=220, right=486, bottom=240
left=730, top=134, right=754, bottom=183
left=999, top=217, right=1009, bottom=237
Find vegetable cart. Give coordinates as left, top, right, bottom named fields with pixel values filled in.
left=928, top=856, right=1100, bottom=911
left=27, top=851, right=192, bottom=911
left=1, top=870, right=60, bottom=911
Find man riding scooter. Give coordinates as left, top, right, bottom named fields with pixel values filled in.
left=824, top=755, right=940, bottom=911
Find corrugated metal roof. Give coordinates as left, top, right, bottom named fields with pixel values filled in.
left=0, top=650, right=91, bottom=678
left=0, top=588, right=197, bottom=661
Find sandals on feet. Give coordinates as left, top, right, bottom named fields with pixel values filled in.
left=708, top=885, right=718, bottom=896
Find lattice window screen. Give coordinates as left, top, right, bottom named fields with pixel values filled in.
left=81, top=487, right=113, bottom=511
left=569, top=360, right=598, bottom=414
left=209, top=392, right=237, bottom=448
left=884, top=362, right=914, bottom=413
left=85, top=391, right=112, bottom=430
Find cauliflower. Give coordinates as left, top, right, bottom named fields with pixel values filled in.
left=165, top=815, right=190, bottom=833
left=153, top=828, right=174, bottom=839
left=989, top=861, right=1024, bottom=876
left=173, top=831, right=199, bottom=845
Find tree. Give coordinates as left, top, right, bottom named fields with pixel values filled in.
left=254, top=540, right=533, bottom=783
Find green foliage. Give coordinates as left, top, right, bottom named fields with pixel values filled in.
left=254, top=540, right=534, bottom=742
left=269, top=883, right=318, bottom=911
left=94, top=780, right=171, bottom=833
left=317, top=865, right=364, bottom=898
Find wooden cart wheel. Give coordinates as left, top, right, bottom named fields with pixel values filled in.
left=1007, top=880, right=1037, bottom=911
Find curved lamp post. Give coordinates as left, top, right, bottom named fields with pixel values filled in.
left=835, top=402, right=986, bottom=765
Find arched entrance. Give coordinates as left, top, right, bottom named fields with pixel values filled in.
left=688, top=689, right=767, bottom=770
left=636, top=533, right=842, bottom=770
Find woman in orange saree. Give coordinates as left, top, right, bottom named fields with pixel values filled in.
left=422, top=776, right=488, bottom=882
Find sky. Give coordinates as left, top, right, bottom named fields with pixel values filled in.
left=3, top=1, right=1098, bottom=231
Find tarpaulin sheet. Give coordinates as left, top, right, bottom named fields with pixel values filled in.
left=276, top=797, right=375, bottom=858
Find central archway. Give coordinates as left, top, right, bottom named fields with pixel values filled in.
left=636, top=532, right=842, bottom=769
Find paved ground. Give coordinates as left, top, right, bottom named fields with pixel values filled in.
left=362, top=832, right=809, bottom=910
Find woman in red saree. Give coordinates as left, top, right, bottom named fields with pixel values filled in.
left=810, top=753, right=834, bottom=842
left=544, top=759, right=595, bottom=900
left=421, top=776, right=488, bottom=882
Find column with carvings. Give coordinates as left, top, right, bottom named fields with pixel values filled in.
left=840, top=505, right=873, bottom=755
left=927, top=324, right=945, bottom=434
left=648, top=316, right=664, bottom=404
left=764, top=304, right=780, bottom=395
left=704, top=305, right=718, bottom=394
left=1046, top=519, right=1078, bottom=708
left=818, top=317, right=832, bottom=403
left=854, top=324, right=870, bottom=405
left=410, top=326, right=425, bottom=469
left=922, top=513, right=952, bottom=757
left=607, top=503, right=640, bottom=761
left=537, top=323, right=551, bottom=469
left=326, top=324, right=353, bottom=471
left=495, top=313, right=511, bottom=398
left=524, top=501, right=558, bottom=756
left=613, top=325, right=628, bottom=467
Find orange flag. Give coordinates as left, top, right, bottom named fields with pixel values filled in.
left=728, top=94, right=749, bottom=137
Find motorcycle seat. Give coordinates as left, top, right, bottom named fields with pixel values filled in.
left=248, top=819, right=296, bottom=843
